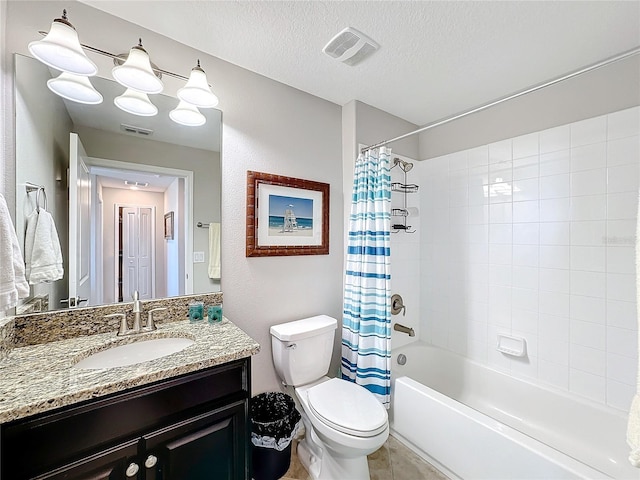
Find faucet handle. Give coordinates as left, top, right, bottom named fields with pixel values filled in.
left=106, top=313, right=128, bottom=336
left=146, top=308, right=167, bottom=331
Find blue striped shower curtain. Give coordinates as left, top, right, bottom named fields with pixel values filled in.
left=341, top=147, right=392, bottom=407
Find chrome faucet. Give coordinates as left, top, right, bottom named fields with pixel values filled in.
left=132, top=290, right=142, bottom=332
left=108, top=292, right=167, bottom=336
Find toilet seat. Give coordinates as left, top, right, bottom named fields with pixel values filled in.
left=306, top=378, right=388, bottom=437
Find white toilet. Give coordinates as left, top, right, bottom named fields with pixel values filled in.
left=270, top=315, right=389, bottom=480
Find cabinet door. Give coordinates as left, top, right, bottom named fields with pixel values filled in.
left=143, top=401, right=248, bottom=480
left=34, top=440, right=139, bottom=480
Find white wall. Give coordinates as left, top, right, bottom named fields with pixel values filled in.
left=3, top=1, right=343, bottom=394
left=164, top=178, right=182, bottom=297
left=419, top=106, right=639, bottom=411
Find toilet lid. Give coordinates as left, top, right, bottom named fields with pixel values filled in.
left=307, top=378, right=387, bottom=437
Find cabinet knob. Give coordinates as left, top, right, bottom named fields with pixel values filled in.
left=125, top=462, right=139, bottom=477
left=145, top=455, right=158, bottom=468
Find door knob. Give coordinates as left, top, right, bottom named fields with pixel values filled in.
left=125, top=462, right=139, bottom=477
left=145, top=455, right=158, bottom=468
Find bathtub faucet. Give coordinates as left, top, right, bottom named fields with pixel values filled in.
left=393, top=323, right=415, bottom=337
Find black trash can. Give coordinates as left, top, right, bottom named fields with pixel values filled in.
left=250, top=392, right=301, bottom=480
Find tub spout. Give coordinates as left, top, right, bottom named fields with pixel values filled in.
left=394, top=323, right=415, bottom=337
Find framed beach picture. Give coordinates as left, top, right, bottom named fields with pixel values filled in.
left=246, top=171, right=329, bottom=257
left=164, top=211, right=174, bottom=239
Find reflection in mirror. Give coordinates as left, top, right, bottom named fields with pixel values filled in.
left=14, top=54, right=222, bottom=314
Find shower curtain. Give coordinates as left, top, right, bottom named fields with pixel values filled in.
left=341, top=147, right=392, bottom=407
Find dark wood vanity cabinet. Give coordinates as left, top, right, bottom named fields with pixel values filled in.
left=0, top=358, right=252, bottom=480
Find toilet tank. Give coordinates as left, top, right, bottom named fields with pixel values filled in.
left=270, top=315, right=337, bottom=386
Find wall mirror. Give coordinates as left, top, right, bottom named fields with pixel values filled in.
left=14, top=53, right=222, bottom=314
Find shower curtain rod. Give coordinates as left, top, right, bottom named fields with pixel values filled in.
left=361, top=46, right=640, bottom=154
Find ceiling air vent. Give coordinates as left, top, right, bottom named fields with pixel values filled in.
left=120, top=123, right=153, bottom=136
left=323, top=27, right=379, bottom=66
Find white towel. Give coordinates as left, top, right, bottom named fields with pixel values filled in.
left=0, top=194, right=29, bottom=309
left=627, top=191, right=640, bottom=467
left=208, top=222, right=221, bottom=280
left=25, top=209, right=64, bottom=284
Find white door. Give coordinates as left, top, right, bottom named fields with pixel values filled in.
left=68, top=133, right=91, bottom=308
left=121, top=206, right=154, bottom=301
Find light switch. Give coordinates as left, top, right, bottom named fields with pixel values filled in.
left=193, top=251, right=205, bottom=263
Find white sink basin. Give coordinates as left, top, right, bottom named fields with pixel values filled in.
left=75, top=337, right=195, bottom=369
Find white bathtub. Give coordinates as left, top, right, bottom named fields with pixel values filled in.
left=390, top=342, right=637, bottom=480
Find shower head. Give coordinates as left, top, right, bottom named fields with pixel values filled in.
left=393, top=158, right=413, bottom=172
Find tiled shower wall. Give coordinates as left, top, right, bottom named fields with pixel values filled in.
left=418, top=106, right=639, bottom=411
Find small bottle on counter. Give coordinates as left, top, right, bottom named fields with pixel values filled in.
left=188, top=301, right=204, bottom=322
left=207, top=305, right=223, bottom=324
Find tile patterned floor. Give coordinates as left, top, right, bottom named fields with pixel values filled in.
left=282, top=434, right=448, bottom=480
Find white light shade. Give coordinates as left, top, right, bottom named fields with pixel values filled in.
left=170, top=101, right=206, bottom=127
left=112, top=42, right=163, bottom=94
left=28, top=14, right=97, bottom=76
left=47, top=72, right=103, bottom=104
left=114, top=89, right=158, bottom=116
left=177, top=62, right=219, bottom=108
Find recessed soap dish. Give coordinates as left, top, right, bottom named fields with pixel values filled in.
left=496, top=333, right=527, bottom=357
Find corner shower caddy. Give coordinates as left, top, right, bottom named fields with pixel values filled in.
left=391, top=158, right=418, bottom=233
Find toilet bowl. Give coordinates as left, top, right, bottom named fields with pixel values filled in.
left=270, top=316, right=389, bottom=480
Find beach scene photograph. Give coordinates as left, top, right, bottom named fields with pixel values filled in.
left=268, top=194, right=314, bottom=237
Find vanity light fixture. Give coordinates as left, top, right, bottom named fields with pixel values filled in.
left=28, top=9, right=98, bottom=76
left=114, top=89, right=158, bottom=117
left=177, top=60, right=219, bottom=108
left=169, top=100, right=206, bottom=127
left=112, top=39, right=164, bottom=94
left=47, top=72, right=103, bottom=105
left=30, top=10, right=220, bottom=124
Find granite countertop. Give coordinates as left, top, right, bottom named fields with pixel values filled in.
left=0, top=318, right=260, bottom=423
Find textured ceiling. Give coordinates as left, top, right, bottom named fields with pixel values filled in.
left=83, top=1, right=640, bottom=126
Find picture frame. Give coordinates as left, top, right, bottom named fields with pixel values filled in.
left=246, top=171, right=329, bottom=257
left=164, top=211, right=174, bottom=240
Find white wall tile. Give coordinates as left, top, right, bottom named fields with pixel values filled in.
left=571, top=116, right=607, bottom=148
left=571, top=168, right=607, bottom=197
left=512, top=265, right=539, bottom=290
left=489, top=139, right=512, bottom=164
left=540, top=198, right=570, bottom=222
left=570, top=194, right=606, bottom=221
left=539, top=291, right=570, bottom=317
left=607, top=163, right=639, bottom=194
left=570, top=270, right=606, bottom=298
left=468, top=225, right=489, bottom=245
left=489, top=161, right=513, bottom=184
left=570, top=319, right=605, bottom=350
left=489, top=264, right=512, bottom=286
left=607, top=192, right=638, bottom=220
left=608, top=107, right=640, bottom=140
left=607, top=352, right=636, bottom=385
left=468, top=145, right=489, bottom=168
left=512, top=288, right=539, bottom=312
left=570, top=294, right=606, bottom=324
left=540, top=222, right=570, bottom=246
left=513, top=223, right=539, bottom=245
left=489, top=203, right=512, bottom=224
left=607, top=379, right=635, bottom=412
left=540, top=245, right=570, bottom=269
left=540, top=125, right=571, bottom=154
left=512, top=308, right=539, bottom=334
left=489, top=244, right=512, bottom=265
left=539, top=173, right=570, bottom=199
left=513, top=245, right=539, bottom=267
left=513, top=178, right=539, bottom=202
left=570, top=221, right=606, bottom=246
left=490, top=224, right=512, bottom=244
left=570, top=246, right=605, bottom=272
left=607, top=326, right=638, bottom=359
left=607, top=300, right=637, bottom=330
left=606, top=246, right=635, bottom=274
left=539, top=313, right=570, bottom=342
left=539, top=268, right=570, bottom=294
left=513, top=200, right=540, bottom=223
left=513, top=132, right=539, bottom=159
left=571, top=143, right=607, bottom=172
left=570, top=344, right=606, bottom=376
left=468, top=204, right=489, bottom=224
left=539, top=337, right=570, bottom=366
left=570, top=368, right=606, bottom=403
left=607, top=135, right=639, bottom=166
left=513, top=155, right=539, bottom=180
left=540, top=150, right=571, bottom=176
left=607, top=273, right=636, bottom=302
